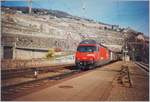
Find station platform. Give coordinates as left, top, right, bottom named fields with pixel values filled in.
left=15, top=61, right=149, bottom=101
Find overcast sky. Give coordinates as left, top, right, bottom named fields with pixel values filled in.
left=1, top=0, right=149, bottom=36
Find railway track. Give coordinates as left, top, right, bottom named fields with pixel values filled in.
left=2, top=61, right=117, bottom=101
left=1, top=64, right=74, bottom=80
left=1, top=66, right=80, bottom=101
left=135, top=62, right=149, bottom=73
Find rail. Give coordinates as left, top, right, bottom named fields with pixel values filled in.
left=1, top=67, right=79, bottom=101
left=135, top=62, right=149, bottom=73
left=1, top=61, right=116, bottom=101
left=1, top=64, right=74, bottom=80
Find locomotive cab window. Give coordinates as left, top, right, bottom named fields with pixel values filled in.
left=77, top=46, right=97, bottom=52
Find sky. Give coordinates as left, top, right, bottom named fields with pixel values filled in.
left=1, top=0, right=149, bottom=36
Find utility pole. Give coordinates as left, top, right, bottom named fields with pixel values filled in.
left=28, top=0, right=32, bottom=14
left=81, top=0, right=86, bottom=18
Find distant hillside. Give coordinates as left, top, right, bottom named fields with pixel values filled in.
left=2, top=6, right=104, bottom=24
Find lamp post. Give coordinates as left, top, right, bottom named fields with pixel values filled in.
left=122, top=41, right=128, bottom=62
left=132, top=48, right=135, bottom=61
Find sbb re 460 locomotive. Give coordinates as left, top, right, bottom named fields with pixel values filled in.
left=75, top=39, right=118, bottom=70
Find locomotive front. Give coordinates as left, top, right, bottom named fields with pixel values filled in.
left=75, top=40, right=99, bottom=70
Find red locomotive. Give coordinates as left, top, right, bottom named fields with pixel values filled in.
left=75, top=39, right=118, bottom=70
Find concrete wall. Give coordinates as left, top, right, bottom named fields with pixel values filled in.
left=1, top=59, right=52, bottom=70
left=15, top=48, right=48, bottom=59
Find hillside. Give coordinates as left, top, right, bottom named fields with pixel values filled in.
left=1, top=6, right=138, bottom=59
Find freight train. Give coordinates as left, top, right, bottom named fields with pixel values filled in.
left=75, top=39, right=119, bottom=70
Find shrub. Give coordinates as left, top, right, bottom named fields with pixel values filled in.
left=46, top=48, right=55, bottom=59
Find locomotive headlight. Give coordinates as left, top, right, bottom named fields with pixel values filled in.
left=87, top=54, right=95, bottom=57
left=76, top=57, right=80, bottom=61
left=89, top=58, right=94, bottom=60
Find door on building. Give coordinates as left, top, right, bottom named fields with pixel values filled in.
left=3, top=46, right=13, bottom=59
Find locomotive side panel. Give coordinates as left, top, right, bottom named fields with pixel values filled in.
left=99, top=47, right=109, bottom=60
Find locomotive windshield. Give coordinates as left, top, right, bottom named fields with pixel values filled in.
left=77, top=46, right=97, bottom=52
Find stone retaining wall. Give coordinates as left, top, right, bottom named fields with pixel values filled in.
left=1, top=59, right=54, bottom=70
